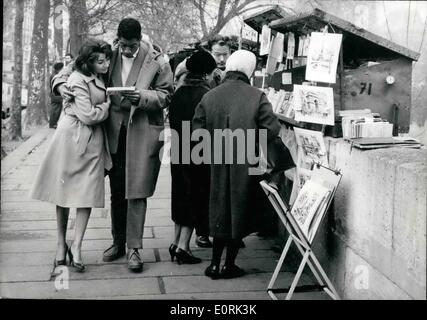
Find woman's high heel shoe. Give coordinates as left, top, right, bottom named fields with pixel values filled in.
left=169, top=244, right=178, bottom=262
left=175, top=248, right=202, bottom=265
left=53, top=243, right=68, bottom=268
left=67, top=246, right=86, bottom=272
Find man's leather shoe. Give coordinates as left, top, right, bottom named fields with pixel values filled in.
left=102, top=244, right=126, bottom=262
left=220, top=264, right=245, bottom=279
left=195, top=236, right=213, bottom=248
left=127, top=249, right=143, bottom=272
left=205, top=264, right=220, bottom=279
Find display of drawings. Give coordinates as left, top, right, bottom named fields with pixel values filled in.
left=293, top=84, right=334, bottom=125
left=293, top=127, right=329, bottom=169
left=260, top=25, right=271, bottom=56
left=289, top=167, right=313, bottom=205
left=305, top=32, right=343, bottom=83
left=290, top=179, right=331, bottom=243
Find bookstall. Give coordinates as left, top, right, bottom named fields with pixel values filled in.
left=245, top=7, right=420, bottom=137
left=242, top=7, right=424, bottom=299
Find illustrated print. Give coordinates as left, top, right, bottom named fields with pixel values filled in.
left=305, top=32, right=342, bottom=84
left=293, top=85, right=334, bottom=125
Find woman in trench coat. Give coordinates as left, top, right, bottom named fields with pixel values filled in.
left=192, top=50, right=281, bottom=279
left=30, top=39, right=113, bottom=272
left=169, top=50, right=217, bottom=264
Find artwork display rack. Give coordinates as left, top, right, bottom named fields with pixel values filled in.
left=260, top=162, right=342, bottom=300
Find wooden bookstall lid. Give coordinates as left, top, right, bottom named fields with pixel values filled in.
left=269, top=7, right=419, bottom=61
left=243, top=5, right=290, bottom=33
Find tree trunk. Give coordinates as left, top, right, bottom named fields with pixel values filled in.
left=10, top=0, right=24, bottom=140
left=68, top=0, right=89, bottom=57
left=25, top=0, right=50, bottom=128
left=53, top=0, right=64, bottom=60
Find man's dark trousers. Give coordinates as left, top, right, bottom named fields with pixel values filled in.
left=108, top=124, right=147, bottom=249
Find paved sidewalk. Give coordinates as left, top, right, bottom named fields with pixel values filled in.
left=0, top=129, right=322, bottom=299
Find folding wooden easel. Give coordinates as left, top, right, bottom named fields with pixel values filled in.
left=260, top=162, right=342, bottom=300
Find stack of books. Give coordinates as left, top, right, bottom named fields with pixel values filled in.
left=340, top=109, right=393, bottom=139
left=350, top=137, right=422, bottom=149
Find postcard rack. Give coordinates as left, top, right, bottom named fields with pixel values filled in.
left=260, top=162, right=342, bottom=300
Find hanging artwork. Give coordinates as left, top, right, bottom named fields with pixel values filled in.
left=293, top=84, right=334, bottom=125
left=275, top=32, right=285, bottom=62
left=305, top=32, right=342, bottom=83
left=297, top=35, right=304, bottom=57
left=260, top=25, right=271, bottom=56
left=303, top=34, right=311, bottom=56
left=276, top=91, right=294, bottom=119
left=286, top=32, right=295, bottom=60
left=293, top=127, right=329, bottom=169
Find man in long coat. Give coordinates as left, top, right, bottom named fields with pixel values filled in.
left=53, top=18, right=173, bottom=272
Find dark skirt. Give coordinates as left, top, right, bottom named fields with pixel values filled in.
left=170, top=163, right=210, bottom=228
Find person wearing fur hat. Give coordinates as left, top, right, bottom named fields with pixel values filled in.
left=168, top=50, right=217, bottom=264
left=192, top=50, right=281, bottom=279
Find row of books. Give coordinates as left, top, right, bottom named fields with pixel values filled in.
left=340, top=109, right=393, bottom=139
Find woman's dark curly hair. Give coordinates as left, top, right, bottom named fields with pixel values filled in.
left=74, top=39, right=112, bottom=76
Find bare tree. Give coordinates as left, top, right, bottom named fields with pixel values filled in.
left=26, top=0, right=50, bottom=128
left=66, top=0, right=121, bottom=55
left=10, top=0, right=25, bottom=140
left=52, top=0, right=64, bottom=60
left=68, top=0, right=89, bottom=56
left=117, top=0, right=201, bottom=52
left=191, top=0, right=275, bottom=40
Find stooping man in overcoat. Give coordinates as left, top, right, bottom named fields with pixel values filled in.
left=52, top=18, right=173, bottom=272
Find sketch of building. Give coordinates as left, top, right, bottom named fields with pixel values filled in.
left=305, top=32, right=342, bottom=83
left=294, top=127, right=329, bottom=168
left=293, top=85, right=334, bottom=125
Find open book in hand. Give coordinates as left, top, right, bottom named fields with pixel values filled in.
left=290, top=179, right=332, bottom=243
left=106, top=86, right=136, bottom=95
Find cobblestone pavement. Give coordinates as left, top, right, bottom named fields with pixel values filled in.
left=0, top=129, right=324, bottom=299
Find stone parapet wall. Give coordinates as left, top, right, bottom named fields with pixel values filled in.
left=318, top=139, right=426, bottom=299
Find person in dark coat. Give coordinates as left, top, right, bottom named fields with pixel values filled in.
left=49, top=62, right=64, bottom=128
left=192, top=50, right=281, bottom=279
left=172, top=35, right=235, bottom=249
left=168, top=50, right=217, bottom=264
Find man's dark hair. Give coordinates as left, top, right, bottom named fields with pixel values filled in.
left=74, top=39, right=112, bottom=76
left=207, top=35, right=231, bottom=51
left=117, top=18, right=142, bottom=40
left=65, top=53, right=73, bottom=58
left=53, top=62, right=64, bottom=73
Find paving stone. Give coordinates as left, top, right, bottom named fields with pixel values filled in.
left=162, top=272, right=314, bottom=294
left=111, top=291, right=270, bottom=300
left=1, top=220, right=66, bottom=231
left=145, top=215, right=174, bottom=227
left=0, top=227, right=153, bottom=241
left=0, top=278, right=161, bottom=299
left=147, top=199, right=171, bottom=209
left=0, top=265, right=51, bottom=282
left=0, top=210, right=106, bottom=221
